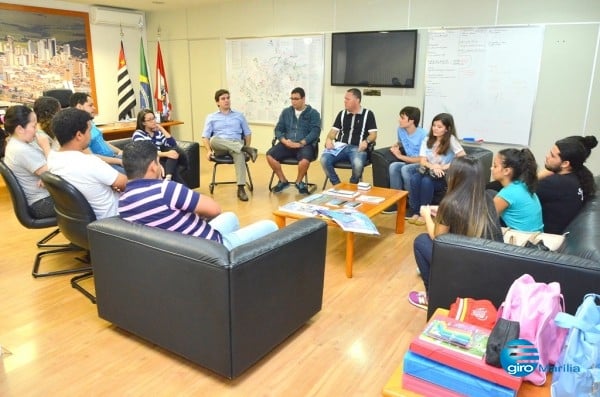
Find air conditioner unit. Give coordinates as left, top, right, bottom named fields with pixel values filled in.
left=90, top=6, right=144, bottom=28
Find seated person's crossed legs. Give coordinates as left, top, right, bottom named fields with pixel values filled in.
left=209, top=211, right=279, bottom=249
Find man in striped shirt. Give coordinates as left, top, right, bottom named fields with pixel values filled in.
left=118, top=140, right=278, bottom=249
left=321, top=88, right=378, bottom=185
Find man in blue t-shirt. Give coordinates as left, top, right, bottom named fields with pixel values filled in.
left=383, top=106, right=427, bottom=213
left=70, top=92, right=125, bottom=174
left=389, top=106, right=427, bottom=190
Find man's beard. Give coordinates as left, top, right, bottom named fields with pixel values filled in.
left=545, top=162, right=561, bottom=173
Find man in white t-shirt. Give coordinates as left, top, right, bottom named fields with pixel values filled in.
left=47, top=108, right=127, bottom=219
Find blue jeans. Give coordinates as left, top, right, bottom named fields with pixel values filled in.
left=320, top=145, right=367, bottom=185
left=209, top=211, right=278, bottom=250
left=413, top=233, right=433, bottom=292
left=409, top=171, right=447, bottom=213
left=389, top=162, right=419, bottom=191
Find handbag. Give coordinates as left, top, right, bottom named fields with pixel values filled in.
left=501, top=227, right=566, bottom=252
left=485, top=318, right=520, bottom=368
left=418, top=165, right=445, bottom=179
left=499, top=274, right=567, bottom=385
left=551, top=294, right=600, bottom=397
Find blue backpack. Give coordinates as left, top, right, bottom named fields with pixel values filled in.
left=551, top=294, right=600, bottom=397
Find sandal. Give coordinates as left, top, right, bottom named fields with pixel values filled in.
left=407, top=214, right=419, bottom=224
left=408, top=291, right=428, bottom=310
left=414, top=217, right=426, bottom=226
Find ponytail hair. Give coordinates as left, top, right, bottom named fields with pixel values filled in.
left=498, top=148, right=538, bottom=194
left=556, top=135, right=598, bottom=201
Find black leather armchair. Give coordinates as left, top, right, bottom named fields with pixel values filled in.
left=109, top=138, right=200, bottom=189
left=43, top=88, right=73, bottom=108
left=41, top=172, right=96, bottom=302
left=87, top=217, right=328, bottom=378
left=0, top=159, right=85, bottom=277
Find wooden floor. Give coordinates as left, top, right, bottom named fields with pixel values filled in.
left=0, top=151, right=545, bottom=396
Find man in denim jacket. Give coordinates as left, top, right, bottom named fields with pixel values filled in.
left=267, top=87, right=321, bottom=194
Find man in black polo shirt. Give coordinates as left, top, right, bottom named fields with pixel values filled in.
left=537, top=135, right=597, bottom=234
left=320, top=88, right=377, bottom=185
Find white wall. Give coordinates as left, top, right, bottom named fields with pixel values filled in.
left=14, top=0, right=600, bottom=174
left=146, top=0, right=600, bottom=174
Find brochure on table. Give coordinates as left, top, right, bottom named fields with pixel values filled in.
left=316, top=209, right=379, bottom=235
left=279, top=197, right=380, bottom=235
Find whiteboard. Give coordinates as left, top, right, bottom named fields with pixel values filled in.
left=423, top=26, right=544, bottom=146
left=225, top=35, right=324, bottom=124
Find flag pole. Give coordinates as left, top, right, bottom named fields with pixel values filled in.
left=154, top=25, right=172, bottom=121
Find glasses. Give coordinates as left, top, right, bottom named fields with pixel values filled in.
left=290, top=97, right=302, bottom=101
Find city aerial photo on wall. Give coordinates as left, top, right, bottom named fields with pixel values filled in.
left=0, top=4, right=95, bottom=107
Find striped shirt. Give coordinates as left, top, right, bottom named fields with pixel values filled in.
left=118, top=179, right=222, bottom=243
left=132, top=129, right=177, bottom=149
left=332, top=108, right=377, bottom=146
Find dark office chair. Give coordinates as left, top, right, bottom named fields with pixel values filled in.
left=208, top=150, right=254, bottom=194
left=0, top=160, right=87, bottom=277
left=321, top=141, right=375, bottom=190
left=42, top=89, right=73, bottom=108
left=268, top=138, right=320, bottom=193
left=41, top=172, right=97, bottom=303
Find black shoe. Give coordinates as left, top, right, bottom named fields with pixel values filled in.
left=295, top=182, right=309, bottom=195
left=237, top=186, right=248, bottom=201
left=272, top=181, right=290, bottom=193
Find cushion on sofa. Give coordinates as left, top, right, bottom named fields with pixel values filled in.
left=560, top=176, right=600, bottom=262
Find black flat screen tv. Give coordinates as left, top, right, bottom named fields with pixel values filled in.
left=331, top=30, right=417, bottom=88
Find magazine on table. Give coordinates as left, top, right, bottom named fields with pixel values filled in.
left=299, top=194, right=331, bottom=205
left=323, top=188, right=360, bottom=199
left=278, top=201, right=328, bottom=217
left=316, top=209, right=379, bottom=235
left=355, top=194, right=385, bottom=204
left=322, top=141, right=347, bottom=156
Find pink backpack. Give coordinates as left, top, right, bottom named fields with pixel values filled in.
left=499, top=274, right=568, bottom=385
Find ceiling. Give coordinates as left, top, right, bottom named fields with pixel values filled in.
left=63, top=0, right=225, bottom=12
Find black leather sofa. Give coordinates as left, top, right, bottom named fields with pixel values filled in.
left=427, top=176, right=600, bottom=318
left=109, top=137, right=200, bottom=189
left=371, top=143, right=494, bottom=189
left=87, top=217, right=328, bottom=379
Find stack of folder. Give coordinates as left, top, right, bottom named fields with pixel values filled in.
left=402, top=313, right=522, bottom=397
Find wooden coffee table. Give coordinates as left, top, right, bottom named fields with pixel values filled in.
left=273, top=183, right=408, bottom=278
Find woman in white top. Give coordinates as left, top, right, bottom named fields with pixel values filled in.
left=407, top=113, right=465, bottom=225
left=3, top=105, right=55, bottom=218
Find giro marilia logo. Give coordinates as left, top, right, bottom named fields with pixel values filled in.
left=500, top=339, right=581, bottom=376
left=500, top=339, right=539, bottom=376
